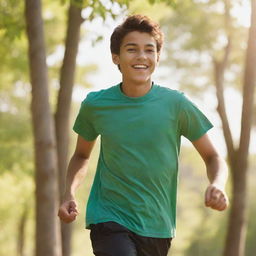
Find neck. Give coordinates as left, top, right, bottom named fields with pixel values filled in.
left=121, top=80, right=153, bottom=97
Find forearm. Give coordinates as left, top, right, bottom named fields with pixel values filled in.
left=63, top=154, right=89, bottom=201
left=205, top=154, right=228, bottom=189
left=192, top=134, right=229, bottom=210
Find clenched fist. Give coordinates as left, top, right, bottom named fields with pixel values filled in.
left=205, top=185, right=229, bottom=211
left=58, top=200, right=79, bottom=223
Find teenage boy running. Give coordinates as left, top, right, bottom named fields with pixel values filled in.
left=58, top=15, right=229, bottom=256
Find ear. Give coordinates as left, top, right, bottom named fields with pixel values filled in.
left=112, top=54, right=120, bottom=65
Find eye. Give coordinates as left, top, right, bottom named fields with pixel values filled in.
left=146, top=49, right=155, bottom=53
left=127, top=48, right=136, bottom=52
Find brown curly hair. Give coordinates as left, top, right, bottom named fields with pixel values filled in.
left=110, top=14, right=164, bottom=55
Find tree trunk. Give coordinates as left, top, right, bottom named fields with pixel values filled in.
left=55, top=3, right=83, bottom=256
left=17, top=205, right=28, bottom=256
left=24, top=1, right=61, bottom=256
left=223, top=1, right=256, bottom=256
left=224, top=156, right=248, bottom=256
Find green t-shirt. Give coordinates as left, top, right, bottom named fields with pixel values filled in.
left=73, top=83, right=213, bottom=238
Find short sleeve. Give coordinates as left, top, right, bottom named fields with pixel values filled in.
left=73, top=95, right=99, bottom=141
left=178, top=93, right=213, bottom=141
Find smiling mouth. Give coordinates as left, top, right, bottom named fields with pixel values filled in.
left=132, top=64, right=149, bottom=69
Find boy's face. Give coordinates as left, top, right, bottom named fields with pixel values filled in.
left=112, top=31, right=159, bottom=85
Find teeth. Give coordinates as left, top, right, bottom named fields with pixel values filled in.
left=133, top=65, right=148, bottom=69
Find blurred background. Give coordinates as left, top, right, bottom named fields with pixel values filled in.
left=0, top=0, right=255, bottom=256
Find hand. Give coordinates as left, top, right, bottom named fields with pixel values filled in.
left=205, top=184, right=229, bottom=211
left=58, top=199, right=79, bottom=223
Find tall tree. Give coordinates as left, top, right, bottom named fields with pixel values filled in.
left=55, top=2, right=83, bottom=256
left=158, top=1, right=255, bottom=255
left=24, top=0, right=61, bottom=255
left=222, top=1, right=256, bottom=255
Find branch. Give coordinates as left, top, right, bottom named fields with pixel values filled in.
left=213, top=36, right=235, bottom=163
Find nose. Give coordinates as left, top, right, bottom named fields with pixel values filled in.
left=136, top=50, right=146, bottom=60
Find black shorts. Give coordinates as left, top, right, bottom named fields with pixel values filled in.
left=90, top=221, right=172, bottom=256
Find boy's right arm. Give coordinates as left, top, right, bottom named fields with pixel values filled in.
left=58, top=135, right=96, bottom=223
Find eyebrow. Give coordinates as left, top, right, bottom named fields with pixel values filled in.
left=123, top=43, right=155, bottom=48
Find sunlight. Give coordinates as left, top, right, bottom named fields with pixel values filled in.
left=232, top=0, right=251, bottom=27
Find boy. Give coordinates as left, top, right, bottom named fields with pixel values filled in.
left=58, top=15, right=229, bottom=256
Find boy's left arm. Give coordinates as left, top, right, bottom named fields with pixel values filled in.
left=192, top=134, right=229, bottom=211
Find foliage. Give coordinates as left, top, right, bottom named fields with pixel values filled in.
left=1, top=36, right=29, bottom=84
left=69, top=0, right=177, bottom=21
left=128, top=0, right=173, bottom=21
left=0, top=171, right=34, bottom=255
left=68, top=0, right=128, bottom=20
left=145, top=0, right=177, bottom=7
left=43, top=1, right=67, bottom=55
left=0, top=92, right=34, bottom=255
left=0, top=92, right=33, bottom=175
left=246, top=203, right=256, bottom=255
left=0, top=0, right=25, bottom=40
left=159, top=0, right=248, bottom=94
